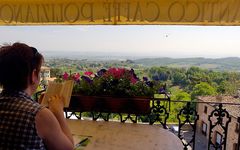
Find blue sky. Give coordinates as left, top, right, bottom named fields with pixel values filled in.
left=1, top=25, right=240, bottom=58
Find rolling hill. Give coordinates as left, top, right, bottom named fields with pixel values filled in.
left=133, top=57, right=240, bottom=71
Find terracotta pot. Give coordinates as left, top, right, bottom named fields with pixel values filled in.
left=68, top=95, right=151, bottom=114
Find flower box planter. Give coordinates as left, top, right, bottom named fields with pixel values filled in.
left=67, top=95, right=151, bottom=114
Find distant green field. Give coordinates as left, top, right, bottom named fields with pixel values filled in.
left=133, top=57, right=240, bottom=71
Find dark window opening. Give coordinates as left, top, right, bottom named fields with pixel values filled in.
left=235, top=123, right=239, bottom=133
left=204, top=106, right=207, bottom=114
left=233, top=143, right=238, bottom=150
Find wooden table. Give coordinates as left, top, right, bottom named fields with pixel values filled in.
left=67, top=119, right=183, bottom=150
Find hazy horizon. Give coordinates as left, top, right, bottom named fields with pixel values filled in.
left=43, top=50, right=240, bottom=60
left=1, top=25, right=240, bottom=59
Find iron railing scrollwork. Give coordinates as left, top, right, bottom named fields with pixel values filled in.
left=208, top=104, right=231, bottom=150
left=177, top=102, right=199, bottom=150
left=64, top=111, right=82, bottom=119
left=120, top=114, right=138, bottom=123
left=91, top=112, right=111, bottom=121
left=149, top=99, right=169, bottom=129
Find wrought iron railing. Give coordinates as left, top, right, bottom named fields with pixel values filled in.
left=34, top=91, right=240, bottom=150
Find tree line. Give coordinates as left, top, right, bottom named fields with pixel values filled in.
left=147, top=66, right=240, bottom=100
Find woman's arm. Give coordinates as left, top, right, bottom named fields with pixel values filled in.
left=35, top=96, right=74, bottom=150
left=48, top=95, right=74, bottom=144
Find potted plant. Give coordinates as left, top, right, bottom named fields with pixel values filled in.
left=58, top=68, right=165, bottom=114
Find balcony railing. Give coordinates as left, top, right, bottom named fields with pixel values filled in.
left=35, top=91, right=240, bottom=150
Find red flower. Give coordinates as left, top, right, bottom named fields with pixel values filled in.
left=107, top=68, right=127, bottom=79
left=63, top=72, right=69, bottom=80
left=131, top=77, right=138, bottom=84
left=84, top=71, right=93, bottom=76
left=73, top=73, right=80, bottom=81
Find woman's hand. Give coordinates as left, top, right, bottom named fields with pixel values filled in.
left=48, top=95, right=64, bottom=113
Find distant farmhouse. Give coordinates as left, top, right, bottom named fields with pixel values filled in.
left=197, top=96, right=240, bottom=150
left=40, top=66, right=55, bottom=87
left=41, top=66, right=51, bottom=79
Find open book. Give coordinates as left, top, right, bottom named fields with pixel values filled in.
left=41, top=80, right=74, bottom=107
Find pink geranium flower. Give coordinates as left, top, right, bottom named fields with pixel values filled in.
left=131, top=77, right=138, bottom=84
left=108, top=68, right=126, bottom=79
left=73, top=73, right=80, bottom=81
left=63, top=72, right=69, bottom=80
left=84, top=71, right=93, bottom=76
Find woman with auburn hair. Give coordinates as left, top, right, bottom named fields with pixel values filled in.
left=0, top=43, right=74, bottom=150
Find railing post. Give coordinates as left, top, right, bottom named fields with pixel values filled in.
left=238, top=117, right=240, bottom=150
